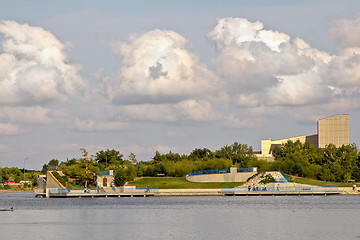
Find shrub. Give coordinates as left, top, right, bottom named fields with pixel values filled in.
left=259, top=174, right=275, bottom=184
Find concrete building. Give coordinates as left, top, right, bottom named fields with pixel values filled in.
left=255, top=114, right=349, bottom=161
left=317, top=114, right=349, bottom=148
left=95, top=170, right=115, bottom=188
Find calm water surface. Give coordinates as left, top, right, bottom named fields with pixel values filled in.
left=0, top=193, right=359, bottom=240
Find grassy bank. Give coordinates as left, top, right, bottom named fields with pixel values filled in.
left=128, top=177, right=244, bottom=189
left=292, top=177, right=359, bottom=187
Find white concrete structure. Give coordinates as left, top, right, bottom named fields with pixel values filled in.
left=186, top=167, right=257, bottom=183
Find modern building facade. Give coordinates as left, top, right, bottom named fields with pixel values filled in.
left=317, top=114, right=349, bottom=148
left=255, top=114, right=349, bottom=161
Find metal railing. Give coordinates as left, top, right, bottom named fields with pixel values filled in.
left=48, top=187, right=159, bottom=194
left=188, top=168, right=254, bottom=176
left=96, top=171, right=116, bottom=176
left=221, top=184, right=338, bottom=193
left=278, top=168, right=290, bottom=182
left=237, top=168, right=254, bottom=173
left=114, top=187, right=159, bottom=193
left=275, top=177, right=291, bottom=183
left=48, top=188, right=68, bottom=194
left=188, top=169, right=230, bottom=176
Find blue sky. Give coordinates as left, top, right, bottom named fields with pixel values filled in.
left=1, top=0, right=360, bottom=169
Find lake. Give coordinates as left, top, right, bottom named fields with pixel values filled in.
left=0, top=193, right=359, bottom=240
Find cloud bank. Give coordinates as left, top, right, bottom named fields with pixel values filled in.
left=0, top=20, right=86, bottom=105
left=2, top=16, right=360, bottom=140
left=207, top=17, right=360, bottom=114
left=110, top=29, right=218, bottom=105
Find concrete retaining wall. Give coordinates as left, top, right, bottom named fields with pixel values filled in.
left=186, top=167, right=256, bottom=182
left=46, top=171, right=66, bottom=189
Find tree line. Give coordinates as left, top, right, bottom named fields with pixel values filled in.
left=272, top=140, right=360, bottom=182
left=2, top=140, right=359, bottom=188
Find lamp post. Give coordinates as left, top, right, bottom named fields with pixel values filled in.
left=24, top=157, right=28, bottom=180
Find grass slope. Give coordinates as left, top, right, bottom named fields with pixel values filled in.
left=292, top=177, right=359, bottom=187
left=128, top=177, right=244, bottom=189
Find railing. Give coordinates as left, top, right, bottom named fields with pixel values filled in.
left=48, top=188, right=68, bottom=194
left=275, top=178, right=291, bottom=183
left=188, top=169, right=230, bottom=176
left=237, top=168, right=254, bottom=173
left=278, top=168, right=290, bottom=182
left=66, top=188, right=102, bottom=194
left=96, top=171, right=116, bottom=176
left=221, top=184, right=338, bottom=193
left=188, top=168, right=254, bottom=176
left=114, top=187, right=159, bottom=193
left=48, top=187, right=160, bottom=194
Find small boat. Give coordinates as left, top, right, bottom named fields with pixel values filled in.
left=0, top=207, right=13, bottom=211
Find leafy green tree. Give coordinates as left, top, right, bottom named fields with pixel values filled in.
left=189, top=148, right=214, bottom=160
left=95, top=149, right=124, bottom=166
left=129, top=153, right=137, bottom=165
left=273, top=140, right=360, bottom=182
left=114, top=166, right=135, bottom=186
left=41, top=159, right=59, bottom=173
left=215, top=142, right=256, bottom=167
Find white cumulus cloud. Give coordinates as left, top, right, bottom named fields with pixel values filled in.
left=0, top=20, right=86, bottom=105
left=111, top=29, right=218, bottom=104
left=0, top=106, right=53, bottom=124
left=175, top=100, right=221, bottom=122
left=329, top=15, right=360, bottom=48
left=207, top=17, right=360, bottom=110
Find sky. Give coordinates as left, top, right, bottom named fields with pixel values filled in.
left=1, top=0, right=360, bottom=170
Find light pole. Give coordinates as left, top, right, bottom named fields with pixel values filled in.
left=24, top=157, right=28, bottom=180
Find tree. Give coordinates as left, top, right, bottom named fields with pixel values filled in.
left=273, top=140, right=360, bottom=182
left=41, top=159, right=59, bottom=173
left=129, top=153, right=137, bottom=165
left=215, top=142, right=256, bottom=167
left=95, top=149, right=124, bottom=166
left=189, top=148, right=213, bottom=160
left=114, top=166, right=135, bottom=187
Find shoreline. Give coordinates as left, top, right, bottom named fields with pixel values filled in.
left=1, top=187, right=359, bottom=196
left=0, top=189, right=33, bottom=193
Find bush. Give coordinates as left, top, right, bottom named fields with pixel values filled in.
left=259, top=174, right=275, bottom=184
left=3, top=184, right=11, bottom=190
left=114, top=167, right=135, bottom=187
left=52, top=171, right=68, bottom=187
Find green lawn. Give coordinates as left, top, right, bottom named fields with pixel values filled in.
left=128, top=176, right=357, bottom=189
left=128, top=177, right=244, bottom=189
left=292, top=177, right=359, bottom=187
